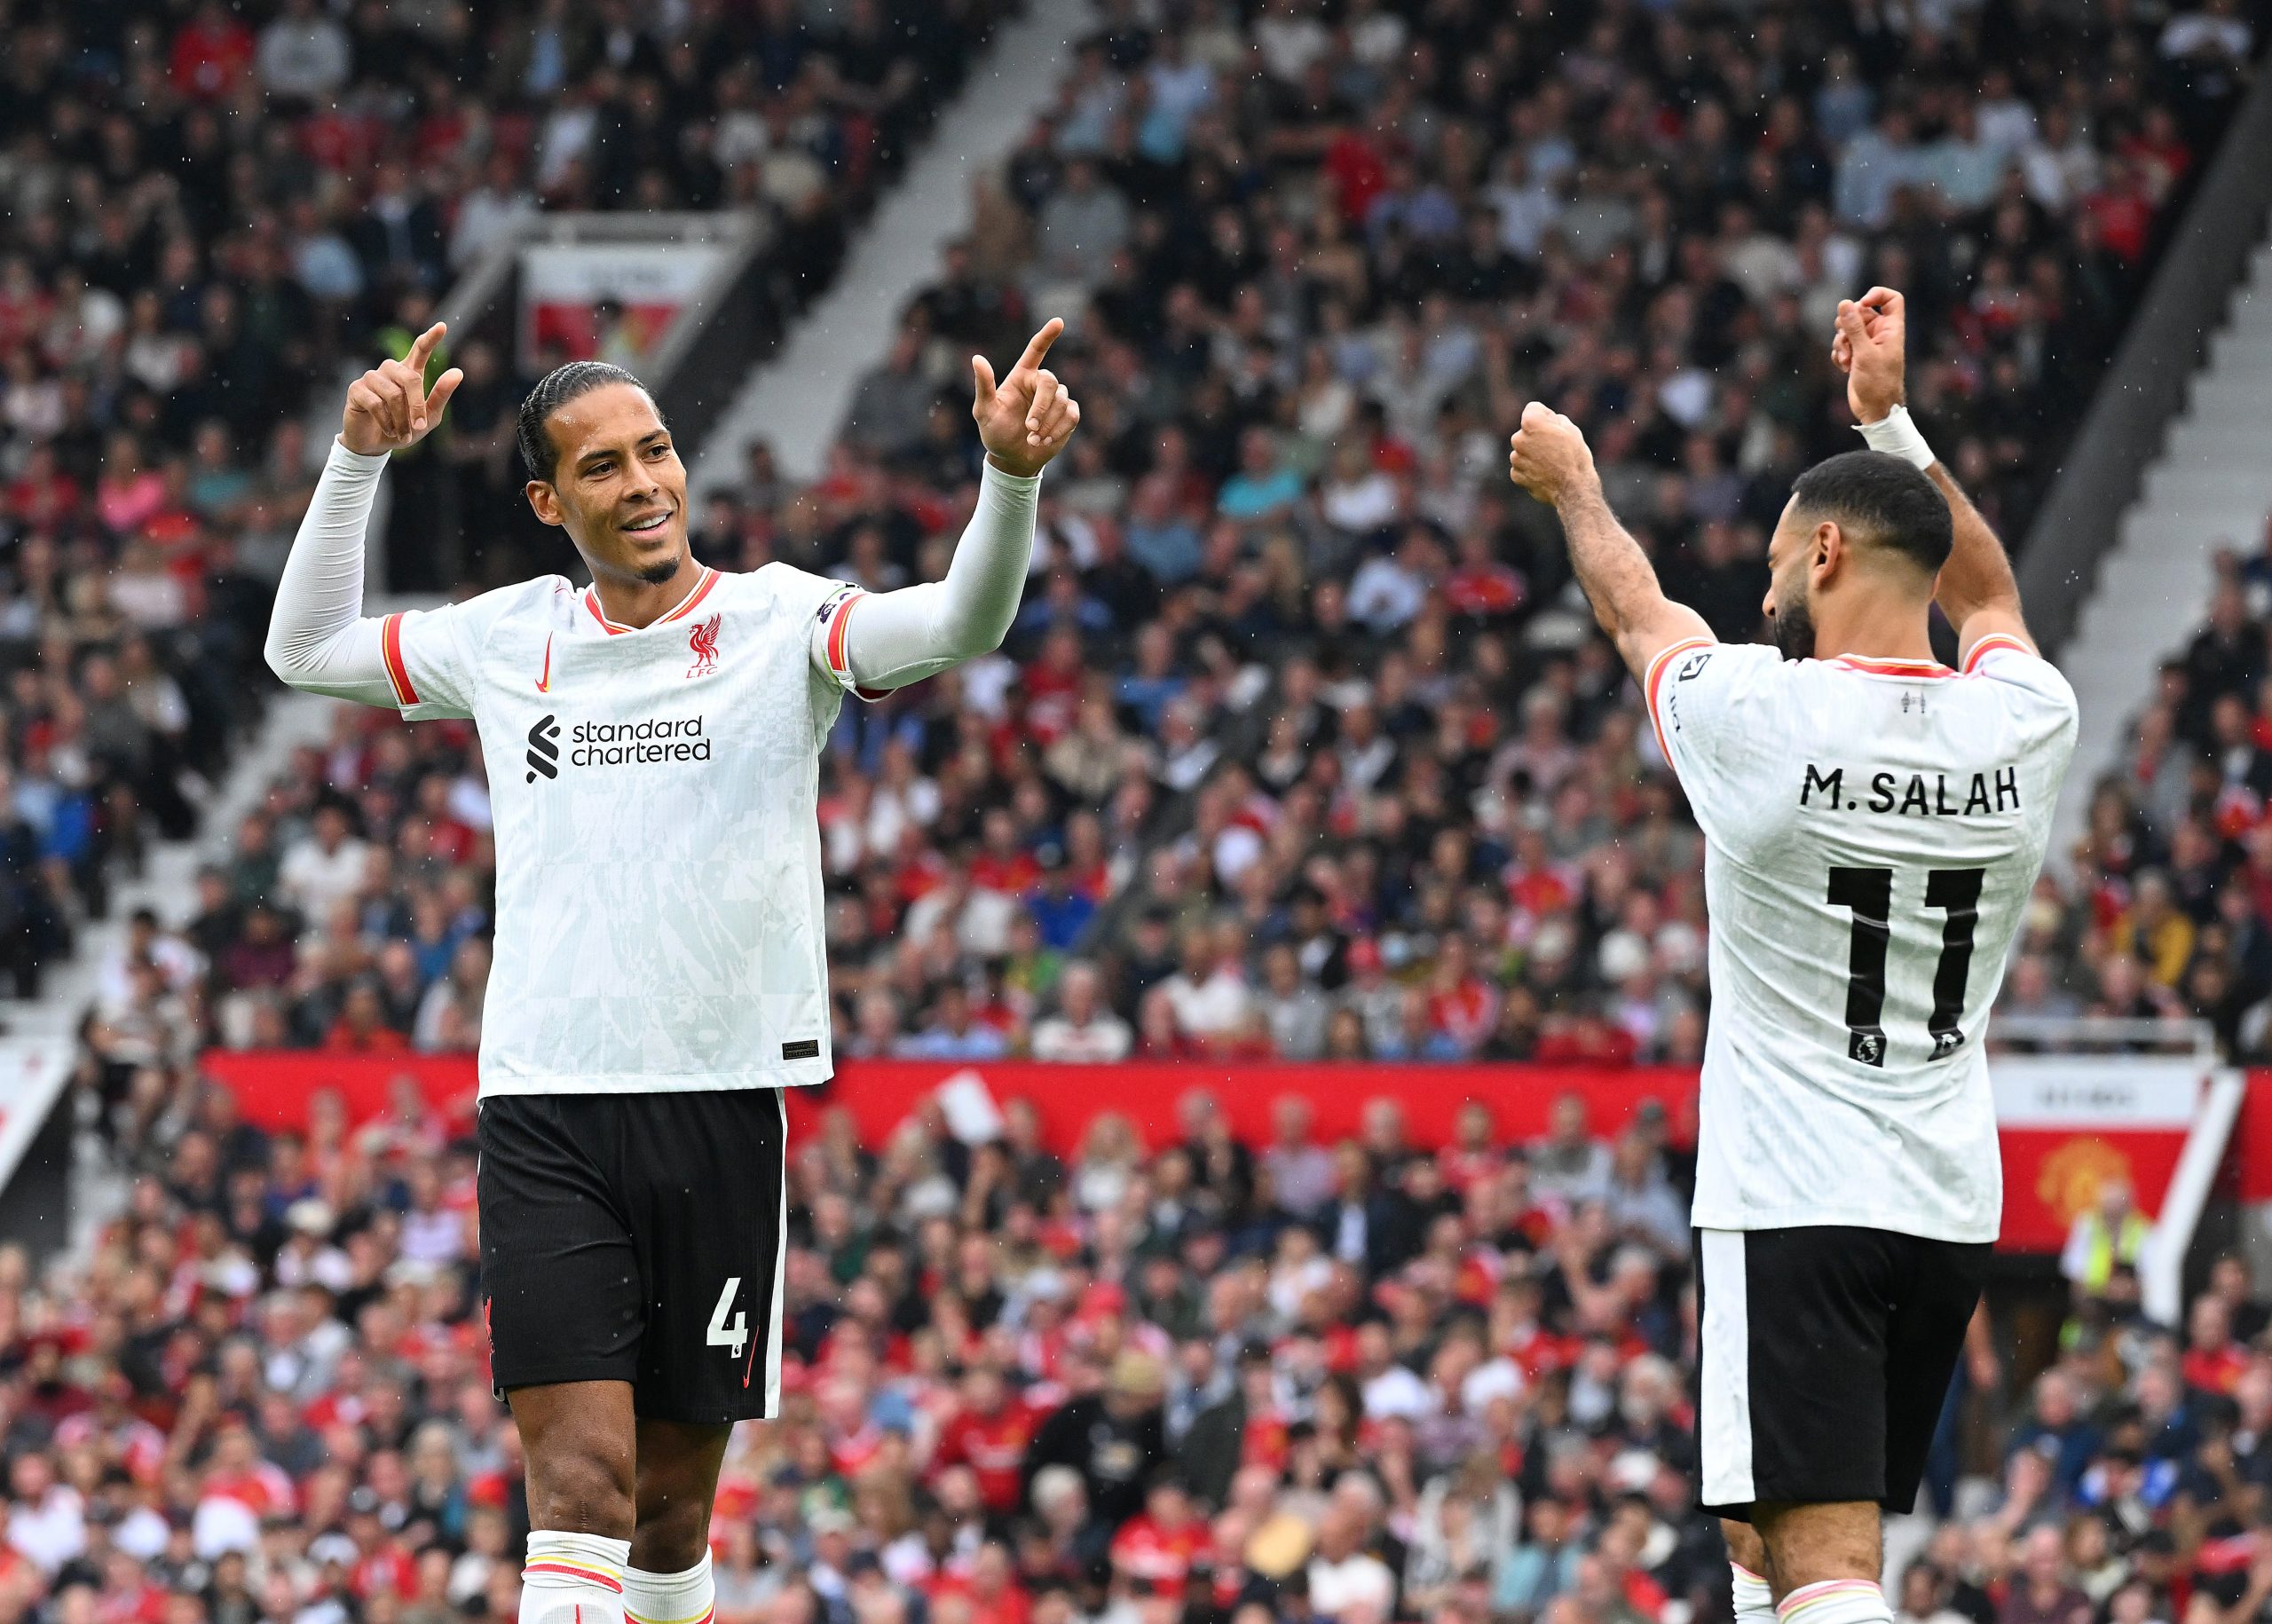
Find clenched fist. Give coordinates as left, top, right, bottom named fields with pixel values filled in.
left=1506, top=401, right=1600, bottom=508
left=342, top=322, right=463, bottom=456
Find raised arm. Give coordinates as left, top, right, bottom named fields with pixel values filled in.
left=821, top=319, right=1080, bottom=690
left=1506, top=402, right=1713, bottom=682
left=1834, top=287, right=2031, bottom=662
left=265, top=324, right=462, bottom=702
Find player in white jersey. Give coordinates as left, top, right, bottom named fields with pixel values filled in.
left=264, top=319, right=1080, bottom=1624
left=1508, top=287, right=2076, bottom=1624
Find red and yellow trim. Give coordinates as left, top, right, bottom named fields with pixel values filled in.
left=584, top=593, right=627, bottom=635
left=380, top=612, right=420, bottom=707
left=1961, top=631, right=2034, bottom=673
left=583, top=567, right=718, bottom=635
left=1642, top=635, right=1716, bottom=763
left=1777, top=1581, right=1883, bottom=1624
left=659, top=567, right=720, bottom=625
left=522, top=1562, right=624, bottom=1595
left=626, top=1608, right=714, bottom=1624
left=1830, top=652, right=1953, bottom=679
left=824, top=589, right=861, bottom=682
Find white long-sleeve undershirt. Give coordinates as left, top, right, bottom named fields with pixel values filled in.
left=263, top=438, right=1040, bottom=701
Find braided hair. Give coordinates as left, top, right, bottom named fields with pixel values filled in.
left=516, top=360, right=654, bottom=482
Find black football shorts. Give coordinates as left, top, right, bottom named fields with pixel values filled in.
left=478, top=1088, right=788, bottom=1424
left=1693, top=1224, right=1988, bottom=1520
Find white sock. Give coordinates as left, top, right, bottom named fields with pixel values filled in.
left=624, top=1553, right=714, bottom=1624
left=1733, top=1563, right=1776, bottom=1624
left=522, top=1532, right=632, bottom=1624
left=1777, top=1579, right=1892, bottom=1624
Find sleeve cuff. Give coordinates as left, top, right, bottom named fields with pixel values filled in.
left=329, top=438, right=392, bottom=473
left=980, top=458, right=1043, bottom=494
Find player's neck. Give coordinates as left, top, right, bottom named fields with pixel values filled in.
left=1810, top=598, right=1938, bottom=666
left=588, top=556, right=707, bottom=630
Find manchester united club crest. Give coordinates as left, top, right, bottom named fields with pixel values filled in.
left=686, top=612, right=722, bottom=678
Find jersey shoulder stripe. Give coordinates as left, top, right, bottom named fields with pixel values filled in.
left=1643, top=635, right=1716, bottom=760
left=1961, top=632, right=2035, bottom=673
left=824, top=587, right=860, bottom=681
left=380, top=611, right=420, bottom=706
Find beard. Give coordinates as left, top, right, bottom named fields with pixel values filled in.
left=635, top=551, right=681, bottom=586
left=1768, top=584, right=1816, bottom=661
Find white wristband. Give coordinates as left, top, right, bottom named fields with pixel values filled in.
left=1855, top=404, right=1936, bottom=470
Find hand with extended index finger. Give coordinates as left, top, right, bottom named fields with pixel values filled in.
left=972, top=317, right=1082, bottom=477
left=341, top=322, right=465, bottom=457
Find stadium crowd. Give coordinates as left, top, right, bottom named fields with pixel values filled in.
left=2039, top=512, right=2272, bottom=1060
left=139, top=0, right=2260, bottom=1068
left=30, top=1065, right=2272, bottom=1624
left=28, top=3, right=2272, bottom=1624
left=0, top=0, right=1007, bottom=1008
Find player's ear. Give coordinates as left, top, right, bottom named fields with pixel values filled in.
left=1812, top=519, right=1842, bottom=579
left=525, top=481, right=564, bottom=529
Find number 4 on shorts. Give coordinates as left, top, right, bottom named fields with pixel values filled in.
left=706, top=1277, right=748, bottom=1360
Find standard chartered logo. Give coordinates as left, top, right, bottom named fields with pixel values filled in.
left=525, top=715, right=561, bottom=782
left=524, top=714, right=713, bottom=784
left=522, top=713, right=715, bottom=784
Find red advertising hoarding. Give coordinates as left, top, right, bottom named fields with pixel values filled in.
left=192, top=1052, right=2243, bottom=1254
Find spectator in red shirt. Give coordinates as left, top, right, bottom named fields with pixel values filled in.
left=2085, top=155, right=2158, bottom=264
left=170, top=0, right=256, bottom=100
left=2183, top=1295, right=2249, bottom=1396
left=928, top=1541, right=1030, bottom=1624
left=323, top=981, right=410, bottom=1053
left=932, top=1365, right=1039, bottom=1518
left=1443, top=525, right=1526, bottom=620
left=1108, top=1475, right=1207, bottom=1595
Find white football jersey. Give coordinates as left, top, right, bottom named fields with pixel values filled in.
left=1645, top=632, right=2078, bottom=1242
left=380, top=563, right=868, bottom=1096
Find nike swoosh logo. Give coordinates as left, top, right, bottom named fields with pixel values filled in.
left=535, top=633, right=552, bottom=693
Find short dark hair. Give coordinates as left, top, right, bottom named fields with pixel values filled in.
left=1788, top=449, right=1952, bottom=576
left=516, top=360, right=653, bottom=483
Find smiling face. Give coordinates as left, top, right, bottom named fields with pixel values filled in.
left=525, top=382, right=688, bottom=586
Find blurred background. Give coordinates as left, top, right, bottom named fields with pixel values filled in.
left=1, top=3, right=2272, bottom=1623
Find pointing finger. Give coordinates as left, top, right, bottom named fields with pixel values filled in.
left=406, top=321, right=447, bottom=374
left=1013, top=317, right=1065, bottom=375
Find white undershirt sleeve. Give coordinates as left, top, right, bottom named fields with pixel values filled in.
left=264, top=438, right=398, bottom=706
left=812, top=461, right=1040, bottom=691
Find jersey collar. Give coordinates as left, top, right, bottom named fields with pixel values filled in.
left=583, top=566, right=720, bottom=636
left=1827, top=652, right=1954, bottom=679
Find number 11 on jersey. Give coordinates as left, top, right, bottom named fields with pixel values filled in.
left=1826, top=865, right=1984, bottom=1067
